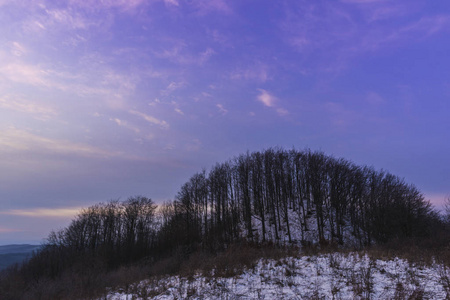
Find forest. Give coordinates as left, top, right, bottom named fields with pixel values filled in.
left=0, top=148, right=447, bottom=299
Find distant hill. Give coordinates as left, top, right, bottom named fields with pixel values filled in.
left=0, top=244, right=41, bottom=270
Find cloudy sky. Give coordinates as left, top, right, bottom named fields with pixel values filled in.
left=0, top=0, right=449, bottom=244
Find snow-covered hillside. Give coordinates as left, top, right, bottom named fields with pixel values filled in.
left=104, top=252, right=450, bottom=299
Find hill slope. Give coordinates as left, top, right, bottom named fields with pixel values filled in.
left=0, top=244, right=40, bottom=270
left=104, top=252, right=450, bottom=299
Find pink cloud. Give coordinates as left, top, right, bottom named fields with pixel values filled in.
left=129, top=110, right=169, bottom=129
left=0, top=207, right=82, bottom=218
left=0, top=227, right=21, bottom=233
left=257, top=89, right=276, bottom=107
left=256, top=89, right=289, bottom=117
left=69, top=0, right=147, bottom=11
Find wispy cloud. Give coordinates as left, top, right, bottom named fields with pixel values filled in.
left=216, top=103, right=228, bottom=115
left=155, top=44, right=216, bottom=65
left=17, top=3, right=106, bottom=40
left=68, top=0, right=147, bottom=12
left=0, top=63, right=53, bottom=87
left=256, top=89, right=288, bottom=117
left=164, top=0, right=179, bottom=7
left=231, top=63, right=270, bottom=83
left=169, top=100, right=185, bottom=115
left=149, top=98, right=161, bottom=106
left=257, top=89, right=276, bottom=107
left=280, top=1, right=450, bottom=72
left=0, top=96, right=57, bottom=119
left=0, top=207, right=82, bottom=218
left=44, top=8, right=93, bottom=30
left=0, top=55, right=140, bottom=112
left=399, top=15, right=450, bottom=37
left=9, top=41, right=27, bottom=57
left=358, top=15, right=450, bottom=52
left=161, top=81, right=185, bottom=96
left=110, top=118, right=140, bottom=133
left=199, top=48, right=215, bottom=64
left=0, top=127, right=119, bottom=158
left=276, top=108, right=289, bottom=116
left=71, top=0, right=227, bottom=14
left=0, top=61, right=100, bottom=96
left=0, top=227, right=21, bottom=233
left=129, top=110, right=169, bottom=129
left=101, top=70, right=139, bottom=93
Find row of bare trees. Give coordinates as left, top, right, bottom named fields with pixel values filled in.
left=17, top=196, right=157, bottom=281
left=158, top=148, right=438, bottom=251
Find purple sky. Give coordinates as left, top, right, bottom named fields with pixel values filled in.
left=0, top=0, right=449, bottom=245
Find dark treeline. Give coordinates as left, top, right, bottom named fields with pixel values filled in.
left=0, top=148, right=445, bottom=299
left=0, top=197, right=158, bottom=299
left=159, top=148, right=438, bottom=252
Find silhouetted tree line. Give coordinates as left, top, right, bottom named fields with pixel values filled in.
left=158, top=148, right=439, bottom=252
left=11, top=197, right=157, bottom=281
left=0, top=149, right=444, bottom=299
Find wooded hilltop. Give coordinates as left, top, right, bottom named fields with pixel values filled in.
left=1, top=148, right=447, bottom=299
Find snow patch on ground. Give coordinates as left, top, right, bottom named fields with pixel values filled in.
left=104, top=252, right=450, bottom=299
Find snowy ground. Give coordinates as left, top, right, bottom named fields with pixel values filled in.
left=104, top=252, right=450, bottom=299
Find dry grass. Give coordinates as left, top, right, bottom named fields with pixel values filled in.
left=2, top=239, right=449, bottom=300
